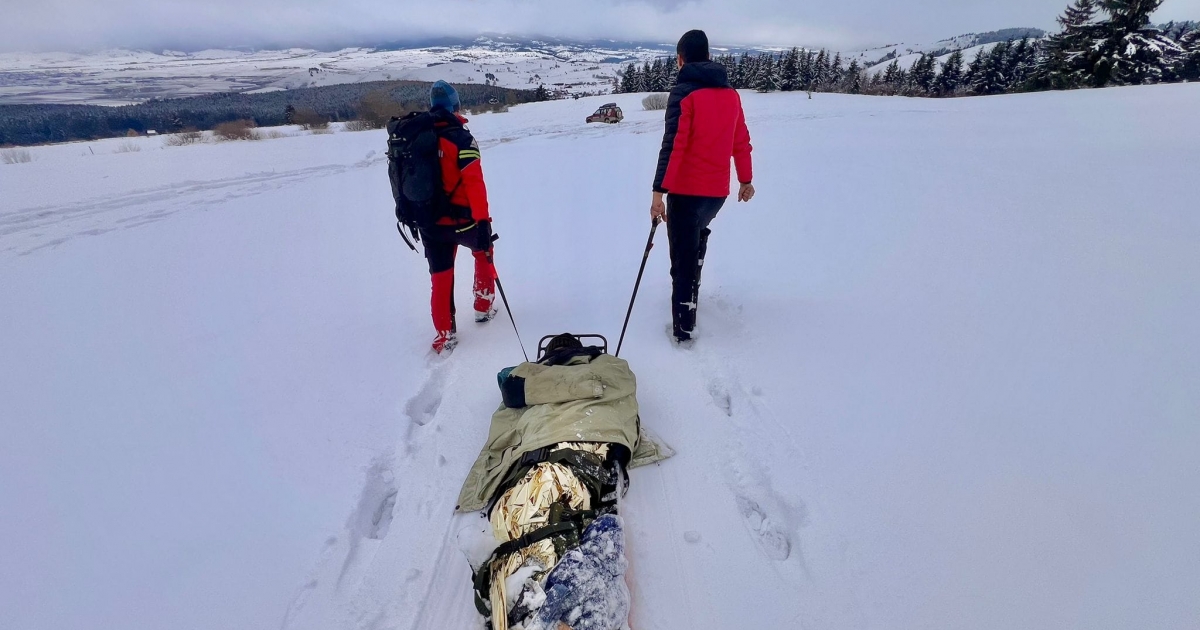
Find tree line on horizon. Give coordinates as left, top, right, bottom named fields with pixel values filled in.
left=615, top=0, right=1200, bottom=98
left=0, top=81, right=540, bottom=147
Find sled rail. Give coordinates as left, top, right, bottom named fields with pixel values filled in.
left=536, top=334, right=609, bottom=361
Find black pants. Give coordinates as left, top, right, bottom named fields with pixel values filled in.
left=666, top=194, right=726, bottom=339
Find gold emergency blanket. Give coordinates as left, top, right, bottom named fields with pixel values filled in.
left=487, top=443, right=610, bottom=630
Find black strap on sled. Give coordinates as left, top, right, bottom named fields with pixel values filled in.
left=471, top=511, right=597, bottom=618
left=472, top=444, right=634, bottom=622
left=491, top=447, right=608, bottom=513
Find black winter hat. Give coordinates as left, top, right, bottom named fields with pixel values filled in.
left=545, top=333, right=584, bottom=354
left=677, top=30, right=710, bottom=63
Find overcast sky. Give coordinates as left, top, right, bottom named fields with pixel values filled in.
left=3, top=0, right=1198, bottom=53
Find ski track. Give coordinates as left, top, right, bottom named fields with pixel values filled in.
left=0, top=107, right=844, bottom=259
left=0, top=114, right=662, bottom=259
left=0, top=157, right=386, bottom=257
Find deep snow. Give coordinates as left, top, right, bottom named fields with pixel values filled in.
left=1, top=84, right=1198, bottom=630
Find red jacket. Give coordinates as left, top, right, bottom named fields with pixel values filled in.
left=433, top=111, right=489, bottom=224
left=654, top=62, right=753, bottom=198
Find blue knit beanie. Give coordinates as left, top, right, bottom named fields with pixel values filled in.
left=430, top=80, right=460, bottom=112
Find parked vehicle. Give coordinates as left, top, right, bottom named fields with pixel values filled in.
left=586, top=103, right=624, bottom=124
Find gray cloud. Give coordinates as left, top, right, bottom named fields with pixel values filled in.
left=3, top=0, right=1198, bottom=53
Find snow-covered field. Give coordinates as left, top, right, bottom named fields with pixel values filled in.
left=0, top=41, right=669, bottom=105
left=2, top=84, right=1198, bottom=630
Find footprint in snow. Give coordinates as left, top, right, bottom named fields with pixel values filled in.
left=405, top=371, right=445, bottom=427
left=350, top=458, right=398, bottom=541
left=708, top=381, right=733, bottom=417
left=737, top=496, right=792, bottom=562
left=336, top=455, right=399, bottom=586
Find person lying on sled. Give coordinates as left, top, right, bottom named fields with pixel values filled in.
left=456, top=334, right=672, bottom=630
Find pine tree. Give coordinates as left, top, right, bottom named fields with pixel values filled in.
left=909, top=54, right=938, bottom=95
left=841, top=59, right=856, bottom=90
left=750, top=53, right=783, bottom=92
left=800, top=51, right=816, bottom=90
left=970, top=41, right=1012, bottom=95
left=1094, top=0, right=1185, bottom=85
left=716, top=54, right=737, bottom=87
left=881, top=59, right=902, bottom=95
left=867, top=71, right=884, bottom=95
left=734, top=52, right=752, bottom=88
left=829, top=52, right=844, bottom=90
left=647, top=59, right=662, bottom=92
left=1177, top=28, right=1200, bottom=81
left=813, top=50, right=830, bottom=91
left=964, top=47, right=986, bottom=90
left=844, top=59, right=863, bottom=94
left=781, top=48, right=801, bottom=91
left=1006, top=37, right=1035, bottom=91
left=936, top=50, right=965, bottom=95
left=1039, top=0, right=1103, bottom=88
left=894, top=67, right=909, bottom=95
left=618, top=62, right=638, bottom=93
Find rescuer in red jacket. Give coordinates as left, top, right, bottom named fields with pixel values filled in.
left=651, top=29, right=755, bottom=344
left=424, top=81, right=496, bottom=354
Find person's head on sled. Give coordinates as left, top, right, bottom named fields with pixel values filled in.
left=539, top=333, right=608, bottom=367
left=545, top=332, right=583, bottom=354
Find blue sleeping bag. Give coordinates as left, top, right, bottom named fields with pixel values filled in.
left=532, top=514, right=630, bottom=630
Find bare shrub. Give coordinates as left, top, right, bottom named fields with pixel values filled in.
left=292, top=108, right=329, bottom=130
left=467, top=102, right=510, bottom=115
left=1, top=148, right=34, bottom=164
left=642, top=93, right=669, bottom=111
left=254, top=129, right=288, bottom=140
left=114, top=141, right=142, bottom=153
left=126, top=129, right=140, bottom=138
left=343, top=119, right=381, bottom=132
left=164, top=129, right=204, bottom=146
left=310, top=127, right=334, bottom=135
left=355, top=90, right=402, bottom=128
left=214, top=119, right=257, bottom=141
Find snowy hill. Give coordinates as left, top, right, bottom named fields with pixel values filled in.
left=844, top=27, right=1047, bottom=70
left=862, top=43, right=1003, bottom=75
left=0, top=38, right=674, bottom=106
left=0, top=30, right=1051, bottom=106
left=2, top=84, right=1199, bottom=630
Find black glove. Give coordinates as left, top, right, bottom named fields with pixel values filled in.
left=474, top=219, right=493, bottom=252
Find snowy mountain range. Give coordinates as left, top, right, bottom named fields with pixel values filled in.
left=0, top=31, right=1043, bottom=106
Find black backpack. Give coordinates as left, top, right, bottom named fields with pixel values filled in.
left=387, top=112, right=459, bottom=239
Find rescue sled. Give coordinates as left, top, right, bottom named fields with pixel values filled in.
left=455, top=333, right=672, bottom=630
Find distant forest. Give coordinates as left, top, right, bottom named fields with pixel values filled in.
left=0, top=81, right=541, bottom=146
left=617, top=1, right=1199, bottom=98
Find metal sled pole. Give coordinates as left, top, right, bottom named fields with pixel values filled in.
left=488, top=242, right=530, bottom=363
left=616, top=219, right=660, bottom=358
